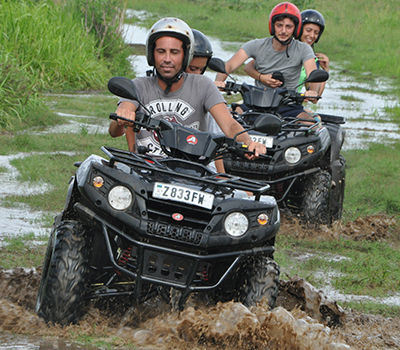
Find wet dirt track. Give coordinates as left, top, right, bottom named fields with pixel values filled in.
left=1, top=215, right=399, bottom=350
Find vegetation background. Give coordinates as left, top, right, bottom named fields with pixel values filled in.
left=0, top=0, right=399, bottom=320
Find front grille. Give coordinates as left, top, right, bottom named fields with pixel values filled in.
left=147, top=220, right=202, bottom=245
left=147, top=197, right=211, bottom=230
left=230, top=160, right=269, bottom=174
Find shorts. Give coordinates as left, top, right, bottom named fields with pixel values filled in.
left=277, top=105, right=305, bottom=118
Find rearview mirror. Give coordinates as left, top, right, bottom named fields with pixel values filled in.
left=208, top=57, right=227, bottom=74
left=108, top=76, right=151, bottom=115
left=252, top=114, right=282, bottom=135
left=108, top=76, right=139, bottom=101
left=305, top=69, right=329, bottom=83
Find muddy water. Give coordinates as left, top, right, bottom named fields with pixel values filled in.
left=1, top=259, right=399, bottom=350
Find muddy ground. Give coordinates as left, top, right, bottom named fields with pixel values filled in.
left=0, top=215, right=399, bottom=350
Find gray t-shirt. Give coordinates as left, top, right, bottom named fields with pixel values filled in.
left=120, top=73, right=225, bottom=157
left=242, top=37, right=315, bottom=90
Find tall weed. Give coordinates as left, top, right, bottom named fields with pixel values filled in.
left=0, top=52, right=43, bottom=130
left=0, top=0, right=131, bottom=131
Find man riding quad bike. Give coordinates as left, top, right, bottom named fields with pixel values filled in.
left=35, top=76, right=281, bottom=326
left=209, top=57, right=346, bottom=226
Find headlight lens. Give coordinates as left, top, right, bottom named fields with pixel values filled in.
left=284, top=147, right=301, bottom=164
left=257, top=213, right=269, bottom=225
left=93, top=176, right=104, bottom=188
left=224, top=212, right=249, bottom=237
left=108, top=186, right=133, bottom=210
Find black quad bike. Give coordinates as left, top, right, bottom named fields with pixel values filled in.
left=35, top=76, right=281, bottom=326
left=209, top=58, right=346, bottom=226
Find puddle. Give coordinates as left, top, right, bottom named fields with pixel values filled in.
left=38, top=113, right=109, bottom=135
left=0, top=152, right=75, bottom=238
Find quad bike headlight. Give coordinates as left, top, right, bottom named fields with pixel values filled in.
left=224, top=212, right=249, bottom=237
left=284, top=147, right=301, bottom=164
left=108, top=186, right=133, bottom=210
left=257, top=213, right=269, bottom=225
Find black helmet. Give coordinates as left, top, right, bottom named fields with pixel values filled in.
left=300, top=9, right=325, bottom=43
left=192, top=29, right=213, bottom=74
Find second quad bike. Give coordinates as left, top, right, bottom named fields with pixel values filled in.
left=209, top=58, right=346, bottom=226
left=35, top=76, right=281, bottom=326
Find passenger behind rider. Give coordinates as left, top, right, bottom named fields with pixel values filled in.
left=188, top=29, right=225, bottom=173
left=245, top=9, right=329, bottom=96
left=297, top=9, right=329, bottom=95
left=214, top=2, right=321, bottom=125
left=108, top=17, right=266, bottom=161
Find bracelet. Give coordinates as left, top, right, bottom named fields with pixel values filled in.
left=258, top=73, right=262, bottom=82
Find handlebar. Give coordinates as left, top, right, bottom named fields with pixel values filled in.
left=220, top=81, right=322, bottom=110
left=109, top=112, right=159, bottom=132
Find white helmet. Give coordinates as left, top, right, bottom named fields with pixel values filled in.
left=146, top=17, right=195, bottom=71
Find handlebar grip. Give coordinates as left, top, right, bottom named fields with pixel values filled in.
left=109, top=113, right=137, bottom=124
left=109, top=113, right=119, bottom=121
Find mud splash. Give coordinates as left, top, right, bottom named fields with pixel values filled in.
left=1, top=264, right=399, bottom=349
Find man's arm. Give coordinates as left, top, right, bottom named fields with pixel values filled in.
left=108, top=101, right=137, bottom=137
left=303, top=58, right=320, bottom=103
left=243, top=60, right=284, bottom=88
left=315, top=53, right=329, bottom=96
left=215, top=48, right=249, bottom=83
left=209, top=103, right=265, bottom=158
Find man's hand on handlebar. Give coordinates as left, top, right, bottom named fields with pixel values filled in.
left=115, top=106, right=136, bottom=127
left=303, top=90, right=319, bottom=104
left=244, top=141, right=267, bottom=160
left=214, top=81, right=226, bottom=89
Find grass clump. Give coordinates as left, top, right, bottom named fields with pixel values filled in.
left=343, top=301, right=400, bottom=318
left=0, top=0, right=131, bottom=132
left=0, top=233, right=48, bottom=269
left=276, top=235, right=400, bottom=299
left=342, top=142, right=400, bottom=221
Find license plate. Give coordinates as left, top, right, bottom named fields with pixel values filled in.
left=153, top=182, right=214, bottom=209
left=250, top=135, right=274, bottom=148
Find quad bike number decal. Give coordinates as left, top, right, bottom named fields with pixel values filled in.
left=153, top=182, right=214, bottom=209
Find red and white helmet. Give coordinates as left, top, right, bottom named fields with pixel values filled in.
left=269, top=2, right=302, bottom=39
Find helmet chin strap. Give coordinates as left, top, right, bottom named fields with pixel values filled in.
left=156, top=69, right=183, bottom=94
left=274, top=36, right=293, bottom=58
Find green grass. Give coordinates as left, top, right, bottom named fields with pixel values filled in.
left=0, top=133, right=127, bottom=213
left=340, top=95, right=364, bottom=102
left=0, top=233, right=48, bottom=269
left=342, top=300, right=400, bottom=318
left=0, top=0, right=131, bottom=132
left=276, top=234, right=400, bottom=299
left=40, top=93, right=119, bottom=119
left=342, top=143, right=400, bottom=220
